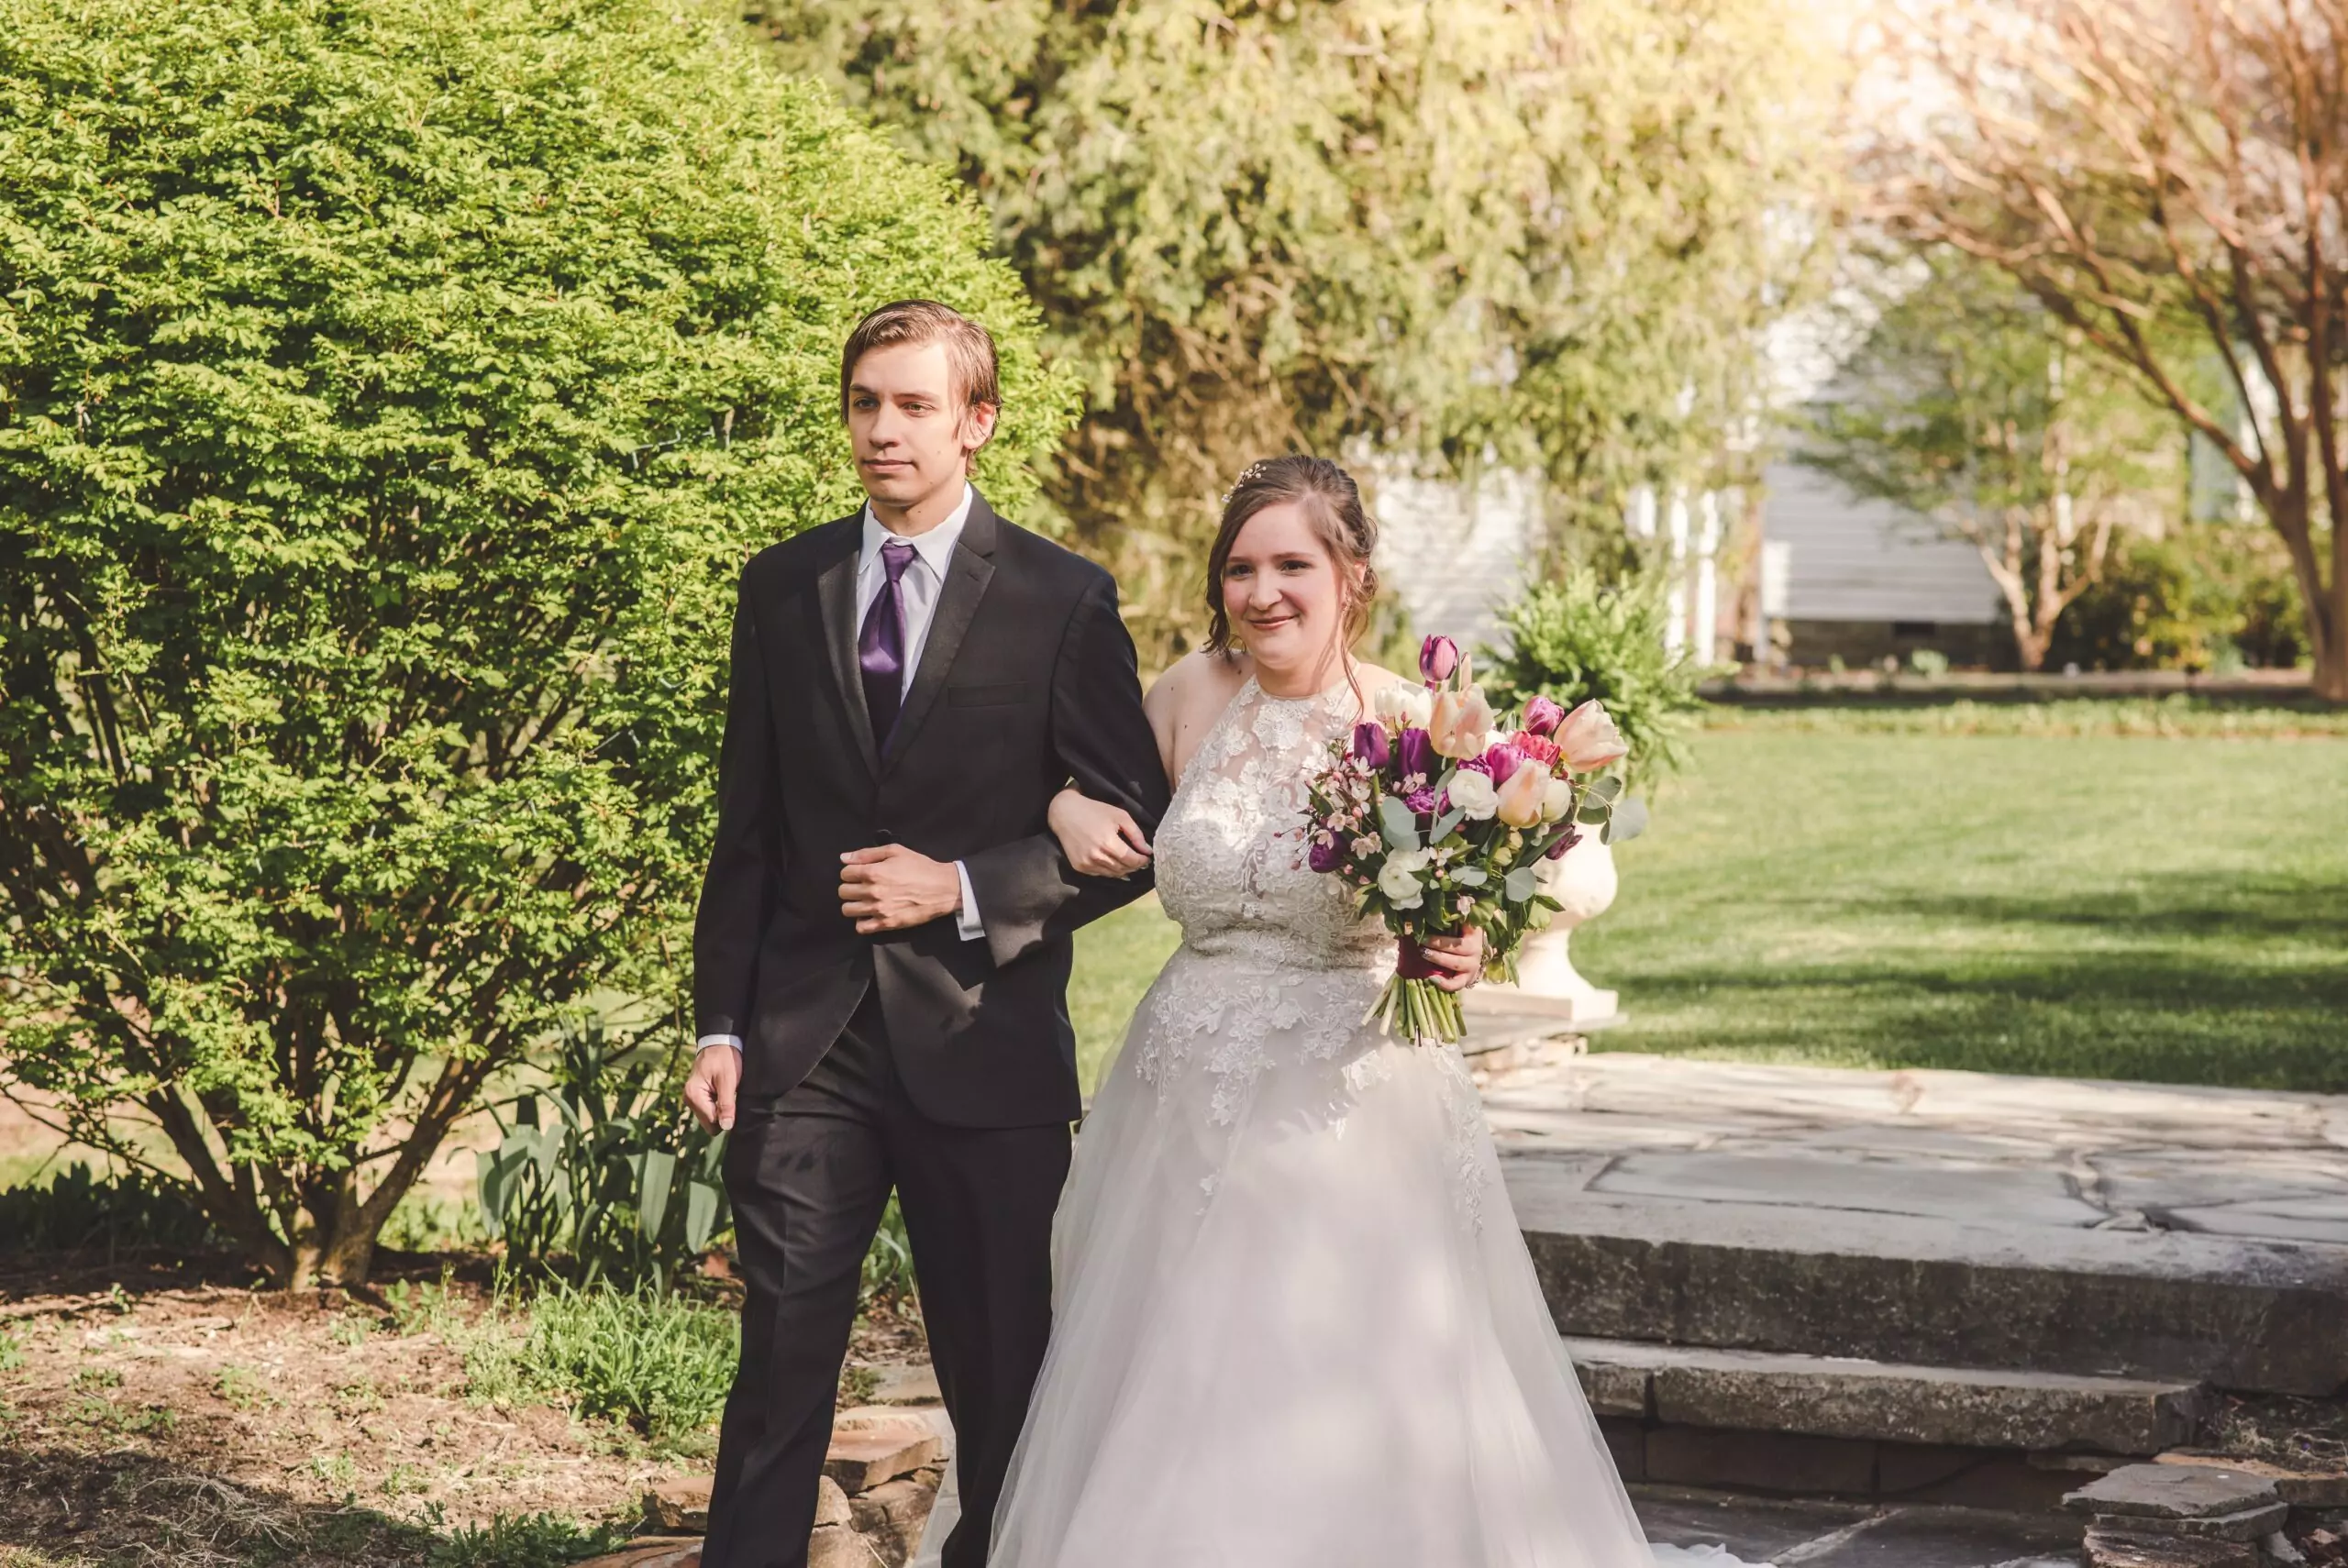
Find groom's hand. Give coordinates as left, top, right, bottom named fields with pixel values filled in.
left=684, top=1043, right=739, bottom=1133
left=839, top=845, right=962, bottom=933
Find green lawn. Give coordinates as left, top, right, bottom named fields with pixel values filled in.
left=1069, top=725, right=2348, bottom=1093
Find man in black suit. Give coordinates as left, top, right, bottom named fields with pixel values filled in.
left=683, top=301, right=1168, bottom=1568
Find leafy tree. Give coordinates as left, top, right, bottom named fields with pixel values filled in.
left=1868, top=0, right=2348, bottom=699
left=759, top=0, right=1831, bottom=663
left=1800, top=250, right=2181, bottom=670
left=0, top=0, right=1069, bottom=1286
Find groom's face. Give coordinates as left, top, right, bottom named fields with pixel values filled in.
left=846, top=339, right=996, bottom=515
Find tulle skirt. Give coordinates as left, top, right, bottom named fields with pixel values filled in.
left=989, top=946, right=1685, bottom=1568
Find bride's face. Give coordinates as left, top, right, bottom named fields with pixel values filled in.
left=1221, top=501, right=1353, bottom=676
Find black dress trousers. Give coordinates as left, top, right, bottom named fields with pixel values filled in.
left=700, top=996, right=1072, bottom=1568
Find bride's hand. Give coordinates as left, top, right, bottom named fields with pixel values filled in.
left=1419, top=928, right=1486, bottom=993
left=1048, top=788, right=1152, bottom=878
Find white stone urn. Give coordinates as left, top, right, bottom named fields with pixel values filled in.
left=1482, top=830, right=1621, bottom=1021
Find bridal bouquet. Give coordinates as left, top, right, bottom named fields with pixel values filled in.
left=1302, top=635, right=1630, bottom=1045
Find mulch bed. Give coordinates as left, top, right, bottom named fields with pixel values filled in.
left=0, top=1248, right=926, bottom=1567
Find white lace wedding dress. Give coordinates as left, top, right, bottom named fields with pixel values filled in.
left=990, top=673, right=1735, bottom=1568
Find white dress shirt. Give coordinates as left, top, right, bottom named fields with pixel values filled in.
left=699, top=487, right=985, bottom=1056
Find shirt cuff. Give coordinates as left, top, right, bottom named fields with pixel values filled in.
left=697, top=1034, right=744, bottom=1054
left=955, top=860, right=985, bottom=942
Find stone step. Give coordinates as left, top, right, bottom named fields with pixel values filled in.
left=1567, top=1336, right=2210, bottom=1455
left=1505, top=1154, right=2348, bottom=1395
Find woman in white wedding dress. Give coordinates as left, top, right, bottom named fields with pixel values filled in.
left=989, top=457, right=1706, bottom=1568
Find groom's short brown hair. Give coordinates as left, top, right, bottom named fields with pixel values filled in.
left=840, top=300, right=1002, bottom=420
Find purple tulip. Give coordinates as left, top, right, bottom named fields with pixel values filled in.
left=1523, top=694, right=1566, bottom=736
left=1545, top=825, right=1583, bottom=860
left=1351, top=722, right=1390, bottom=769
left=1419, top=635, right=1460, bottom=683
left=1395, top=727, right=1436, bottom=785
left=1405, top=786, right=1445, bottom=815
left=1308, top=832, right=1346, bottom=873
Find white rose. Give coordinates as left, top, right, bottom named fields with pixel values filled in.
left=1377, top=848, right=1431, bottom=908
left=1541, top=777, right=1576, bottom=823
left=1445, top=768, right=1500, bottom=821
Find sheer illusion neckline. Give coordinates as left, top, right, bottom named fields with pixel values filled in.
left=1239, top=668, right=1362, bottom=709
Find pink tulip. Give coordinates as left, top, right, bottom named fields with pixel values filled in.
left=1522, top=694, right=1566, bottom=736
left=1556, top=699, right=1628, bottom=773
left=1419, top=635, right=1460, bottom=684
left=1495, top=759, right=1550, bottom=828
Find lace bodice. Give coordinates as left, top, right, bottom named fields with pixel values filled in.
left=1153, top=674, right=1392, bottom=973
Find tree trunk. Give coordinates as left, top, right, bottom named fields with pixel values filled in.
left=2015, top=624, right=2052, bottom=672
left=2316, top=629, right=2348, bottom=702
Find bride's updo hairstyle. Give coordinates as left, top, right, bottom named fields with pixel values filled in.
left=1202, top=455, right=1380, bottom=657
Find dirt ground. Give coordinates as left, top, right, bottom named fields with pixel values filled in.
left=0, top=1248, right=926, bottom=1568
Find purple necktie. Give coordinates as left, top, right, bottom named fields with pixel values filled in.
left=858, top=540, right=918, bottom=748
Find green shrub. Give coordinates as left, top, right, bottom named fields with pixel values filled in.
left=1481, top=568, right=1710, bottom=790
left=0, top=0, right=1071, bottom=1289
left=2050, top=527, right=2309, bottom=672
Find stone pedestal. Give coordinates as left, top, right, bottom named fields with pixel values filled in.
left=1483, top=830, right=1621, bottom=1022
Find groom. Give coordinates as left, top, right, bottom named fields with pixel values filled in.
left=683, top=300, right=1168, bottom=1568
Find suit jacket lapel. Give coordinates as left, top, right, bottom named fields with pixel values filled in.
left=883, top=493, right=999, bottom=773
left=814, top=523, right=881, bottom=780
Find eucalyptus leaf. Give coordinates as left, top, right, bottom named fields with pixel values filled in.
left=1504, top=867, right=1538, bottom=903
left=1378, top=796, right=1420, bottom=849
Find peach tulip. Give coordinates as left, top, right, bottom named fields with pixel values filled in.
left=1495, top=760, right=1549, bottom=828
left=1428, top=685, right=1495, bottom=759
left=1556, top=700, right=1628, bottom=773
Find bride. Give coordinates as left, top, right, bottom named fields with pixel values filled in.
left=986, top=455, right=1689, bottom=1566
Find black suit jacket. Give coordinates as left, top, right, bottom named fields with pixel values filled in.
left=692, top=491, right=1169, bottom=1128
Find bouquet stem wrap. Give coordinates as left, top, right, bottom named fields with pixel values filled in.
left=1369, top=938, right=1466, bottom=1044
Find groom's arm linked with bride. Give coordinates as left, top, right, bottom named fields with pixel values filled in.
left=681, top=300, right=1168, bottom=1568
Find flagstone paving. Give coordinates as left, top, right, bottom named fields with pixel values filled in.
left=1479, top=1049, right=2348, bottom=1250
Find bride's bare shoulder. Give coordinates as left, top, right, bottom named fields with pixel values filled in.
left=1146, top=650, right=1251, bottom=781
left=1146, top=649, right=1249, bottom=717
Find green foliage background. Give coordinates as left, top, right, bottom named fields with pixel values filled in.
left=0, top=0, right=1069, bottom=1285
left=759, top=0, right=1833, bottom=663
left=1482, top=569, right=1709, bottom=790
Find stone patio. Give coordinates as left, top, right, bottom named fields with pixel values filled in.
left=1482, top=1049, right=2348, bottom=1400
left=1479, top=1049, right=2348, bottom=1251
